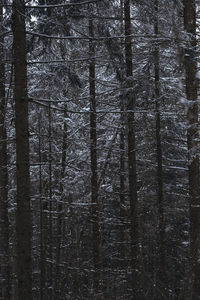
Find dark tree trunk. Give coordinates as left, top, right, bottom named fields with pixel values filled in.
left=124, top=0, right=140, bottom=297
left=154, top=0, right=165, bottom=277
left=119, top=0, right=125, bottom=265
left=183, top=0, right=200, bottom=298
left=89, top=15, right=101, bottom=299
left=48, top=102, right=53, bottom=300
left=41, top=196, right=48, bottom=299
left=120, top=98, right=126, bottom=262
left=0, top=6, right=10, bottom=300
left=12, top=1, right=32, bottom=299
left=55, top=105, right=68, bottom=300
left=38, top=111, right=46, bottom=300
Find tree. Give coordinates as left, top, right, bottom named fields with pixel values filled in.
left=183, top=0, right=200, bottom=298
left=12, top=0, right=32, bottom=298
left=124, top=0, right=140, bottom=297
left=0, top=4, right=10, bottom=300
left=153, top=0, right=165, bottom=278
left=89, top=7, right=101, bottom=298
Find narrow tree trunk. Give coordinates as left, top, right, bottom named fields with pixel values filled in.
left=89, top=15, right=101, bottom=299
left=38, top=111, right=46, bottom=300
left=0, top=6, right=10, bottom=300
left=119, top=0, right=125, bottom=264
left=154, top=0, right=165, bottom=277
left=124, top=0, right=140, bottom=297
left=55, top=105, right=68, bottom=300
left=12, top=1, right=32, bottom=299
left=48, top=102, right=53, bottom=300
left=172, top=1, right=184, bottom=74
left=41, top=196, right=48, bottom=299
left=120, top=98, right=126, bottom=262
left=183, top=0, right=200, bottom=298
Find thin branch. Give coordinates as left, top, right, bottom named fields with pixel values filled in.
left=142, top=269, right=169, bottom=300
left=0, top=31, right=12, bottom=38
left=26, top=0, right=99, bottom=8
left=26, top=30, right=90, bottom=40
left=26, top=30, right=174, bottom=42
left=30, top=100, right=187, bottom=116
left=27, top=55, right=105, bottom=65
left=0, top=0, right=99, bottom=8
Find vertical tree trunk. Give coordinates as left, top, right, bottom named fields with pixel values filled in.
left=0, top=6, right=10, bottom=300
left=55, top=105, right=68, bottom=300
left=48, top=102, right=53, bottom=300
left=119, top=0, right=125, bottom=264
left=120, top=98, right=126, bottom=262
left=38, top=111, right=46, bottom=300
left=41, top=196, right=48, bottom=299
left=89, top=14, right=101, bottom=299
left=183, top=0, right=200, bottom=298
left=12, top=0, right=32, bottom=299
left=124, top=0, right=140, bottom=297
left=154, top=0, right=165, bottom=277
left=172, top=1, right=184, bottom=74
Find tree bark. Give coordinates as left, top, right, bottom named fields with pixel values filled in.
left=89, top=15, right=101, bottom=299
left=0, top=6, right=10, bottom=300
left=55, top=105, right=68, bottom=300
left=183, top=0, right=200, bottom=298
left=38, top=110, right=46, bottom=300
left=154, top=0, right=165, bottom=277
left=12, top=1, right=32, bottom=298
left=119, top=0, right=125, bottom=265
left=48, top=102, right=53, bottom=300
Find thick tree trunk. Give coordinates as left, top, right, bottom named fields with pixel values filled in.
left=124, top=0, right=140, bottom=297
left=12, top=1, right=32, bottom=299
left=0, top=6, right=10, bottom=300
left=89, top=16, right=101, bottom=299
left=183, top=0, right=200, bottom=298
left=154, top=0, right=165, bottom=277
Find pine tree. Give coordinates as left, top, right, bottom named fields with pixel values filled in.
left=12, top=0, right=32, bottom=298
left=183, top=0, right=200, bottom=298
left=124, top=0, right=141, bottom=297
left=0, top=5, right=10, bottom=300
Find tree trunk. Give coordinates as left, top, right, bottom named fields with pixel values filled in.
left=120, top=97, right=126, bottom=263
left=0, top=6, right=10, bottom=300
left=55, top=105, right=68, bottom=300
left=38, top=110, right=46, bottom=300
left=48, top=102, right=53, bottom=300
left=89, top=15, right=101, bottom=299
left=183, top=0, right=200, bottom=298
left=124, top=0, right=140, bottom=297
left=154, top=0, right=165, bottom=277
left=119, top=0, right=125, bottom=265
left=12, top=0, right=32, bottom=299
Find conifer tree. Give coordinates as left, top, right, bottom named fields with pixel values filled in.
left=12, top=0, right=32, bottom=298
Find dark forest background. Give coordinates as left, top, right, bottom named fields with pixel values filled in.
left=0, top=0, right=200, bottom=299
